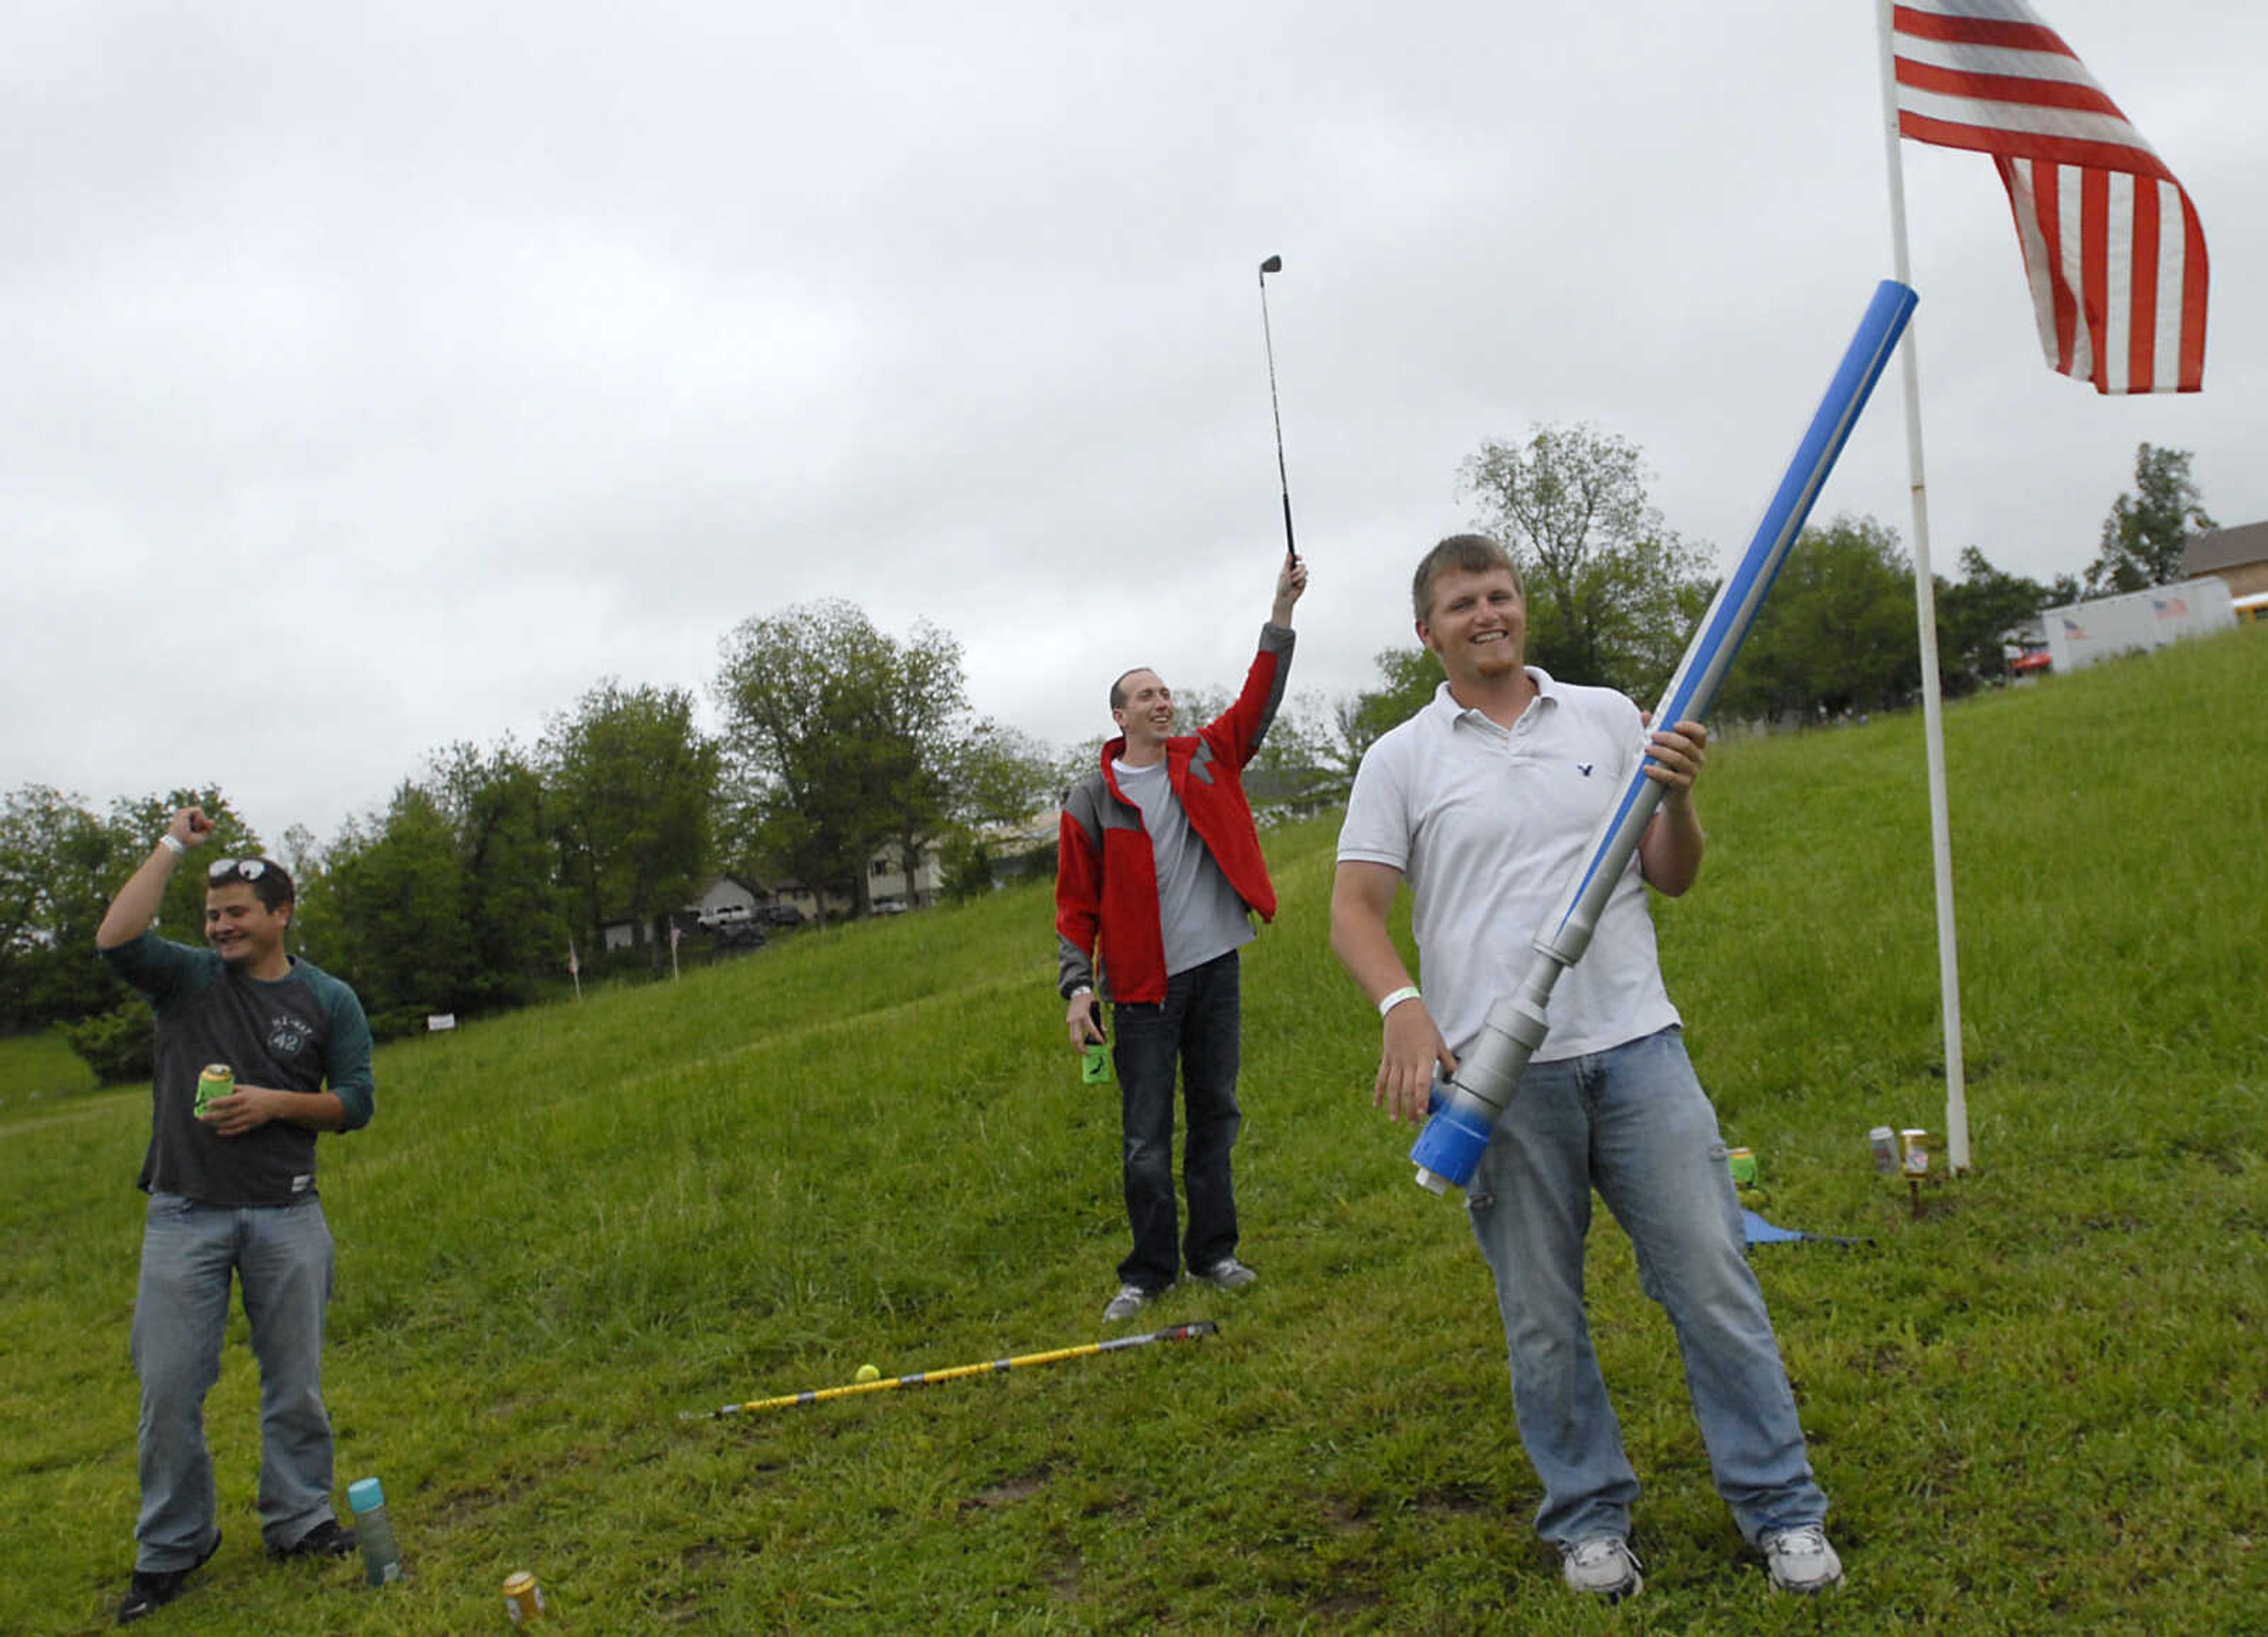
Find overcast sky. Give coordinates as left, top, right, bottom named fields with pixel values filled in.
left=5, top=1, right=2259, bottom=849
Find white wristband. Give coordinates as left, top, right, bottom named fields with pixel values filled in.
left=1377, top=986, right=1422, bottom=1018
left=157, top=833, right=187, bottom=856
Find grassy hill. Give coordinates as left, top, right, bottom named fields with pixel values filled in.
left=4, top=626, right=2263, bottom=1635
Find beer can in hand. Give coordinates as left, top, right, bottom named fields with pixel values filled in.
left=195, top=1064, right=233, bottom=1119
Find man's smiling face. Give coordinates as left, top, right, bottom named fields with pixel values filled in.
left=206, top=883, right=290, bottom=971
left=1417, top=563, right=1528, bottom=685
left=1112, top=670, right=1175, bottom=752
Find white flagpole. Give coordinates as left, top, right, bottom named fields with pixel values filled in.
left=1875, top=0, right=1971, bottom=1172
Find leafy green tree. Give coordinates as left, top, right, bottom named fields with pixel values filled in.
left=1716, top=516, right=1918, bottom=722
left=944, top=723, right=1054, bottom=832
left=2085, top=442, right=2216, bottom=594
left=1458, top=423, right=1716, bottom=699
left=318, top=782, right=474, bottom=1025
left=426, top=741, right=563, bottom=1007
left=0, top=785, right=132, bottom=1028
left=1936, top=547, right=2056, bottom=693
left=1332, top=647, right=1446, bottom=778
left=715, top=602, right=1006, bottom=918
left=542, top=682, right=720, bottom=958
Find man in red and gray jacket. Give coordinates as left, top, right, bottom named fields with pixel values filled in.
left=1056, top=552, right=1307, bottom=1322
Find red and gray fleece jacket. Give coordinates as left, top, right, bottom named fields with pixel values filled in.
left=1054, top=622, right=1295, bottom=1006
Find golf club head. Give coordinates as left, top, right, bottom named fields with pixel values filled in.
left=1259, top=255, right=1282, bottom=276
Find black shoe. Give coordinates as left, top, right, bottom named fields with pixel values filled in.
left=117, top=1530, right=220, bottom=1624
left=270, top=1517, right=357, bottom=1561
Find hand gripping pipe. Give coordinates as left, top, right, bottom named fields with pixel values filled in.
left=1409, top=279, right=1920, bottom=1196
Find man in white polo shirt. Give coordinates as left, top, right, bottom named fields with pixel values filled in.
left=1329, top=534, right=1839, bottom=1602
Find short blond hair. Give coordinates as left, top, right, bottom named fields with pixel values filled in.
left=1412, top=534, right=1522, bottom=623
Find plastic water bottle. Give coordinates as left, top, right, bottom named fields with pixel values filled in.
left=348, top=1476, right=403, bottom=1586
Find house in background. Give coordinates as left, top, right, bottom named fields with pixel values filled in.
left=864, top=840, right=942, bottom=911
left=2186, top=520, right=2268, bottom=622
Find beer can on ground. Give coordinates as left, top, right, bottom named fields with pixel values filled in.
left=1899, top=1129, right=1930, bottom=1176
left=1725, top=1146, right=1758, bottom=1187
left=195, top=1064, right=233, bottom=1118
left=1868, top=1126, right=1899, bottom=1174
left=503, top=1570, right=546, bottom=1624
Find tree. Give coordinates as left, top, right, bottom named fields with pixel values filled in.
left=713, top=602, right=996, bottom=920
left=1715, top=516, right=1918, bottom=723
left=0, top=785, right=132, bottom=1028
left=1458, top=423, right=1716, bottom=700
left=426, top=741, right=564, bottom=1007
left=1936, top=547, right=2055, bottom=693
left=318, top=782, right=477, bottom=1026
left=1332, top=647, right=1446, bottom=779
left=2085, top=442, right=2215, bottom=594
left=540, top=681, right=720, bottom=958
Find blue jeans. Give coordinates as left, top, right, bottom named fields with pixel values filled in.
left=131, top=1193, right=340, bottom=1570
left=1110, top=952, right=1243, bottom=1291
left=1463, top=1028, right=1826, bottom=1547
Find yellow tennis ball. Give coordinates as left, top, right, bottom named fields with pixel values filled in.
left=854, top=1364, right=881, bottom=1384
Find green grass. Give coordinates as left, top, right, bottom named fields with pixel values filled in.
left=0, top=1028, right=100, bottom=1103
left=5, top=626, right=2265, bottom=1634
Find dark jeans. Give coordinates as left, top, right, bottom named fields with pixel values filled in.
left=1110, top=951, right=1243, bottom=1291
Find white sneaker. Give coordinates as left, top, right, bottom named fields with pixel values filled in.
left=1560, top=1535, right=1643, bottom=1601
left=1194, top=1257, right=1258, bottom=1291
left=1762, top=1524, right=1844, bottom=1594
left=1102, top=1284, right=1157, bottom=1323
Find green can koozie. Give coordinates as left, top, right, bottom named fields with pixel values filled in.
left=195, top=1063, right=233, bottom=1119
left=1081, top=1042, right=1109, bottom=1084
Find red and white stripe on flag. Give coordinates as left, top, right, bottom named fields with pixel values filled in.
left=1892, top=0, right=2207, bottom=394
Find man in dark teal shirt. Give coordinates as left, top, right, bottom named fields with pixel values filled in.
left=96, top=807, right=375, bottom=1624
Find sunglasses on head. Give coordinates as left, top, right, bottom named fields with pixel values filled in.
left=207, top=857, right=271, bottom=884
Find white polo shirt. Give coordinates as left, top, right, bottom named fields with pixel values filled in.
left=1337, top=668, right=1680, bottom=1064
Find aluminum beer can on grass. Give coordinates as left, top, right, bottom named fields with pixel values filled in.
left=1725, top=1146, right=1758, bottom=1187
left=503, top=1570, right=546, bottom=1623
left=1899, top=1129, right=1931, bottom=1176
left=195, top=1064, right=233, bottom=1118
left=1869, top=1126, right=1899, bottom=1174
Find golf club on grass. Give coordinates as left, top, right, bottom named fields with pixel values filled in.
left=1257, top=255, right=1298, bottom=562
left=681, top=1320, right=1220, bottom=1419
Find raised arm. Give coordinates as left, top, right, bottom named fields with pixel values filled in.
left=96, top=807, right=211, bottom=949
left=1270, top=550, right=1308, bottom=628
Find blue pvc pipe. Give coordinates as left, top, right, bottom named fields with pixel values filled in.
left=1409, top=279, right=1918, bottom=1195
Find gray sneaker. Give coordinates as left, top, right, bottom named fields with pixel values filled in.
left=1102, top=1283, right=1157, bottom=1322
left=1194, top=1257, right=1258, bottom=1291
left=1560, top=1535, right=1643, bottom=1602
left=1762, top=1524, right=1843, bottom=1594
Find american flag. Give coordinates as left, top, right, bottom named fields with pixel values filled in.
left=2152, top=596, right=2188, bottom=617
left=1891, top=0, right=2207, bottom=394
left=2061, top=616, right=2089, bottom=638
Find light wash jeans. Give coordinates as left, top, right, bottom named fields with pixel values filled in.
left=1110, top=951, right=1243, bottom=1292
left=1463, top=1027, right=1826, bottom=1547
left=131, top=1192, right=338, bottom=1570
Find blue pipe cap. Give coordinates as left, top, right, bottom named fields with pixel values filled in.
left=1409, top=1106, right=1493, bottom=1193
left=348, top=1476, right=386, bottom=1514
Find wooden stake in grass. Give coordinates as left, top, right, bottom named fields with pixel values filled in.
left=681, top=1320, right=1220, bottom=1420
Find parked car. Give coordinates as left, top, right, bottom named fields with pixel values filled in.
left=710, top=919, right=765, bottom=953
left=871, top=898, right=908, bottom=916
left=699, top=904, right=756, bottom=928
left=763, top=904, right=806, bottom=927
